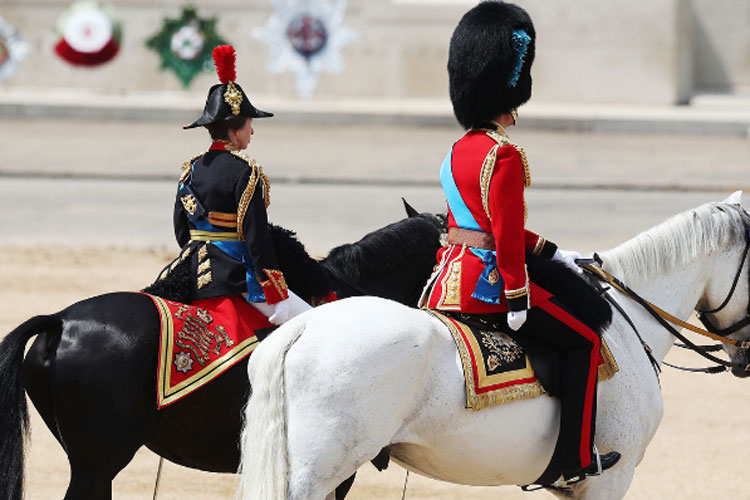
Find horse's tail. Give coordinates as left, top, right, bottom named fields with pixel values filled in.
left=0, top=315, right=61, bottom=500
left=236, top=317, right=308, bottom=500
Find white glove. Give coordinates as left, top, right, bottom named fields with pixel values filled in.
left=552, top=248, right=583, bottom=274
left=268, top=298, right=291, bottom=325
left=507, top=310, right=527, bottom=331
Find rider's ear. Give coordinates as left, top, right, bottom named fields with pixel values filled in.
left=722, top=191, right=743, bottom=206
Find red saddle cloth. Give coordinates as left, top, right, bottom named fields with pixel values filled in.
left=147, top=294, right=272, bottom=408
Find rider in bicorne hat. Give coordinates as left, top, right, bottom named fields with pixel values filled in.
left=422, top=1, right=620, bottom=483
left=164, top=45, right=310, bottom=325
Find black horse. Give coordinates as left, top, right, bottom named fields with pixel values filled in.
left=0, top=212, right=443, bottom=500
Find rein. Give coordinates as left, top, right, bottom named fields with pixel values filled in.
left=580, top=253, right=750, bottom=374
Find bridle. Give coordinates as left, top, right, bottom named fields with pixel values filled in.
left=696, top=234, right=750, bottom=339
left=581, top=230, right=750, bottom=375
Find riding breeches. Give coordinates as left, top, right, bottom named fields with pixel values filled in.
left=511, top=298, right=601, bottom=472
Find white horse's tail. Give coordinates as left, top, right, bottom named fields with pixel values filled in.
left=236, top=318, right=307, bottom=500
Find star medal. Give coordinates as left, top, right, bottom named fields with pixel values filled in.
left=254, top=0, right=357, bottom=97
left=0, top=17, right=30, bottom=81
left=146, top=6, right=229, bottom=88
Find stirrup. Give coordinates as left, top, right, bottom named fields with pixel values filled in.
left=558, top=446, right=621, bottom=486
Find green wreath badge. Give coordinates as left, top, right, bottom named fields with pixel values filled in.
left=146, top=6, right=229, bottom=88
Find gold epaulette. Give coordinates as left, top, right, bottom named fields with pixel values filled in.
left=179, top=153, right=206, bottom=184
left=485, top=129, right=531, bottom=188
left=232, top=151, right=271, bottom=238
left=482, top=129, right=532, bottom=224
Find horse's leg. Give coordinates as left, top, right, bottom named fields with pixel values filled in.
left=281, top=306, right=437, bottom=500
left=565, top=457, right=636, bottom=500
left=62, top=468, right=114, bottom=500
left=23, top=325, right=126, bottom=500
left=50, top=294, right=161, bottom=499
left=55, top=359, right=158, bottom=500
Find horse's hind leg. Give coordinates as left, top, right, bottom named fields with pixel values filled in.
left=54, top=398, right=157, bottom=500
left=24, top=333, right=124, bottom=500
left=282, top=323, right=432, bottom=500
left=567, top=458, right=635, bottom=500
left=55, top=394, right=158, bottom=500
left=63, top=467, right=114, bottom=500
left=283, top=372, right=397, bottom=499
left=52, top=340, right=160, bottom=498
left=285, top=409, right=367, bottom=500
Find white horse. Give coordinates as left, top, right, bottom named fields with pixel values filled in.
left=237, top=193, right=750, bottom=500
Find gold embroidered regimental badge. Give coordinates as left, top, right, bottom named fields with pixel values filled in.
left=224, top=81, right=243, bottom=115
left=181, top=194, right=198, bottom=216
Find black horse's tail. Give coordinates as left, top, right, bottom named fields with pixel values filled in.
left=0, top=315, right=61, bottom=500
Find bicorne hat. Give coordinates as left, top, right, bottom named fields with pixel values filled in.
left=184, top=45, right=273, bottom=130
left=448, top=1, right=535, bottom=130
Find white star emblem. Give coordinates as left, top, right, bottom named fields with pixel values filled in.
left=0, top=17, right=30, bottom=82
left=254, top=0, right=357, bottom=97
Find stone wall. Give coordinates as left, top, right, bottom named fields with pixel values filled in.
left=692, top=0, right=750, bottom=93
left=0, top=0, right=747, bottom=104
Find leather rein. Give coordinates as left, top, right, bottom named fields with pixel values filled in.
left=580, top=236, right=750, bottom=374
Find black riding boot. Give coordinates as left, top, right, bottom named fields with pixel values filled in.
left=562, top=447, right=621, bottom=483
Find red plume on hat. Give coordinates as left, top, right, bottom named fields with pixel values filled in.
left=184, top=44, right=274, bottom=129
left=213, top=45, right=236, bottom=83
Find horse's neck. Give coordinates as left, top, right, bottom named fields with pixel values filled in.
left=600, top=253, right=708, bottom=363
left=320, top=215, right=442, bottom=305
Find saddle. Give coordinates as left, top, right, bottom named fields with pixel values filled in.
left=426, top=256, right=619, bottom=487
left=148, top=294, right=276, bottom=408
left=429, top=310, right=618, bottom=410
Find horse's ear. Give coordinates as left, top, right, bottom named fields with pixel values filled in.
left=402, top=198, right=420, bottom=218
left=722, top=191, right=743, bottom=205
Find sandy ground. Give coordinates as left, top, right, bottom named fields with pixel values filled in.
left=2, top=246, right=750, bottom=500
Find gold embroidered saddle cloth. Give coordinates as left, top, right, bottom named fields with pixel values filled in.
left=147, top=294, right=273, bottom=408
left=428, top=310, right=618, bottom=411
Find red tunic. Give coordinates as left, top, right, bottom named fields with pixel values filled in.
left=425, top=128, right=556, bottom=313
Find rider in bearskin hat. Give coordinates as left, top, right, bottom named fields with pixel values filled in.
left=163, top=45, right=310, bottom=324
left=423, top=1, right=620, bottom=483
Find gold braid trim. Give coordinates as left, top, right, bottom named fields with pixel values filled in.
left=179, top=153, right=206, bottom=184
left=233, top=152, right=270, bottom=238
left=484, top=129, right=531, bottom=188
left=484, top=128, right=531, bottom=223
left=598, top=338, right=620, bottom=381
left=485, top=129, right=512, bottom=147
left=428, top=310, right=546, bottom=411
left=517, top=147, right=532, bottom=188
left=532, top=236, right=547, bottom=256
left=479, top=144, right=499, bottom=221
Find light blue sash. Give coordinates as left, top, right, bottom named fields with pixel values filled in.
left=440, top=148, right=481, bottom=231
left=439, top=147, right=503, bottom=304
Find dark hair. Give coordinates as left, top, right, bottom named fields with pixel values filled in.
left=205, top=115, right=248, bottom=140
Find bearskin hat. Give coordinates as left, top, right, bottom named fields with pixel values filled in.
left=184, top=45, right=272, bottom=129
left=448, top=1, right=535, bottom=130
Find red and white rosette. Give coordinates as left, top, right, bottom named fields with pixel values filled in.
left=54, top=1, right=121, bottom=66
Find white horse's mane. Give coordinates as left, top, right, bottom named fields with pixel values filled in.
left=599, top=202, right=750, bottom=284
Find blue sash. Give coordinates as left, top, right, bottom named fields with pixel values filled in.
left=439, top=147, right=503, bottom=304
